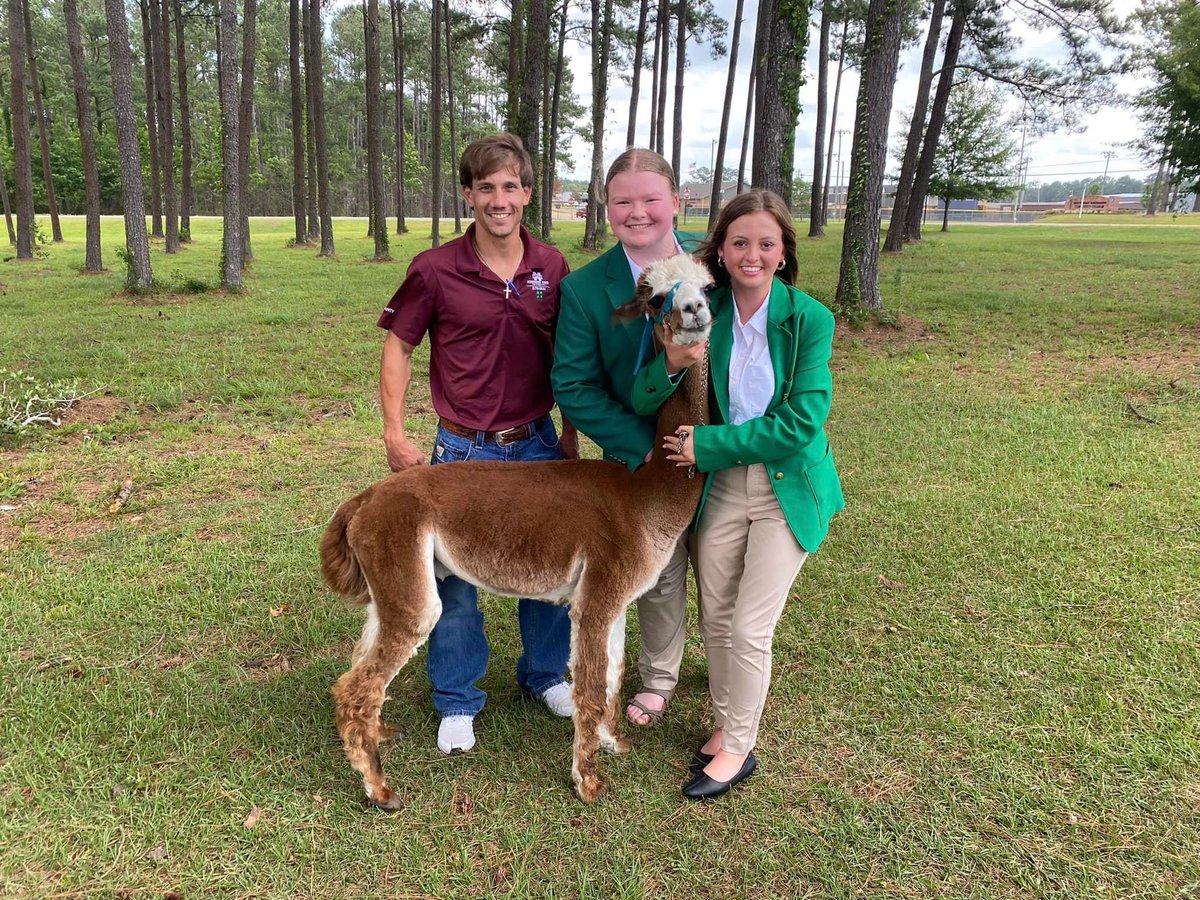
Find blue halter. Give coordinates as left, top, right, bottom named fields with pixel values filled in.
left=632, top=281, right=680, bottom=374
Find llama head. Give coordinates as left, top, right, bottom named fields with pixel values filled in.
left=613, top=254, right=715, bottom=347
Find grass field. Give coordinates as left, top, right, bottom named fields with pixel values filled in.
left=2, top=214, right=1199, bottom=898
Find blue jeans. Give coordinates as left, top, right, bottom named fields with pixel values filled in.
left=426, top=416, right=572, bottom=718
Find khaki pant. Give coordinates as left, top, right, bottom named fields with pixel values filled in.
left=635, top=533, right=691, bottom=695
left=695, top=464, right=808, bottom=754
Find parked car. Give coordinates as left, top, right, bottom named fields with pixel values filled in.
left=575, top=206, right=588, bottom=218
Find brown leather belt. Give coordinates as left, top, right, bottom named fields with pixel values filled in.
left=438, top=415, right=549, bottom=446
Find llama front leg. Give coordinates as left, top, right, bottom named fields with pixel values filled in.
left=332, top=647, right=410, bottom=811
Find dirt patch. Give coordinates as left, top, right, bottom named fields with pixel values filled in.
left=835, top=313, right=936, bottom=349
left=60, top=394, right=128, bottom=427
left=1030, top=348, right=1200, bottom=381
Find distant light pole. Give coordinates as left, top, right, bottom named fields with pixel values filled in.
left=835, top=129, right=849, bottom=218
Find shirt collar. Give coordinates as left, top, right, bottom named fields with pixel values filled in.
left=622, top=236, right=685, bottom=284
left=733, top=297, right=769, bottom=339
left=457, top=222, right=541, bottom=275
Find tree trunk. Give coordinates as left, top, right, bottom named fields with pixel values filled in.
left=737, top=0, right=766, bottom=194
left=941, top=195, right=951, bottom=231
left=819, top=18, right=847, bottom=224
left=6, top=0, right=34, bottom=257
left=445, top=0, right=462, bottom=234
left=671, top=0, right=686, bottom=191
left=751, top=0, right=810, bottom=206
left=430, top=0, right=442, bottom=247
left=882, top=0, right=944, bottom=252
left=390, top=0, right=407, bottom=234
left=808, top=2, right=829, bottom=237
left=218, top=0, right=242, bottom=287
left=238, top=0, right=258, bottom=263
left=584, top=0, right=614, bottom=249
left=1146, top=155, right=1167, bottom=216
left=103, top=0, right=152, bottom=288
left=709, top=0, right=745, bottom=231
left=65, top=0, right=103, bottom=270
left=518, top=0, right=547, bottom=235
left=152, top=0, right=178, bottom=252
left=627, top=0, right=650, bottom=147
left=366, top=0, right=388, bottom=257
left=174, top=0, right=193, bottom=238
left=303, top=0, right=320, bottom=238
left=544, top=0, right=569, bottom=235
left=654, top=0, right=669, bottom=155
left=648, top=0, right=663, bottom=150
left=22, top=0, right=63, bottom=242
left=310, top=0, right=334, bottom=254
left=836, top=0, right=904, bottom=310
left=140, top=0, right=163, bottom=237
left=506, top=0, right=523, bottom=132
left=904, top=0, right=965, bottom=244
left=0, top=142, right=15, bottom=245
left=289, top=0, right=307, bottom=243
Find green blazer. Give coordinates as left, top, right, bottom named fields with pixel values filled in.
left=552, top=233, right=702, bottom=470
left=631, top=278, right=844, bottom=552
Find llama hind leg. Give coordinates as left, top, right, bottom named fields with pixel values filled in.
left=569, top=605, right=624, bottom=802
left=598, top=608, right=632, bottom=756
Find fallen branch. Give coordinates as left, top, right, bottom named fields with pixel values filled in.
left=1125, top=402, right=1159, bottom=425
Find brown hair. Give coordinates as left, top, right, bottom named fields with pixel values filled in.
left=603, top=148, right=678, bottom=200
left=698, top=190, right=798, bottom=288
left=459, top=133, right=533, bottom=188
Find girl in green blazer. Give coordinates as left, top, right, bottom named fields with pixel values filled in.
left=632, top=190, right=844, bottom=799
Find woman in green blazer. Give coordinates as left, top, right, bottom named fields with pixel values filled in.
left=631, top=190, right=844, bottom=799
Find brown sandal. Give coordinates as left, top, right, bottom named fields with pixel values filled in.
left=625, top=689, right=672, bottom=727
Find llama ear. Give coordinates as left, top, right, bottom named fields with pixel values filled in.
left=612, top=276, right=656, bottom=323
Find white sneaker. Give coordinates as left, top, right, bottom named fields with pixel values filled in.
left=436, top=715, right=476, bottom=754
left=538, top=682, right=575, bottom=718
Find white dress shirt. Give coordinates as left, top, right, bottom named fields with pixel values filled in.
left=728, top=299, right=774, bottom=426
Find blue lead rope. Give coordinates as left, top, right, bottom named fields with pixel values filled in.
left=632, top=281, right=679, bottom=374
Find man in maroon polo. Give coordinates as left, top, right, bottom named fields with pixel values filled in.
left=377, top=133, right=576, bottom=755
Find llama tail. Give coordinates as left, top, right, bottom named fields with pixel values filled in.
left=320, top=492, right=372, bottom=605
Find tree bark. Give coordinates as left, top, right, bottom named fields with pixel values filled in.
left=883, top=0, right=945, bottom=252
left=139, top=0, right=163, bottom=237
left=751, top=0, right=810, bottom=206
left=584, top=0, right=614, bottom=249
left=65, top=0, right=103, bottom=270
left=808, top=1, right=830, bottom=237
left=289, top=0, right=307, bottom=243
left=709, top=0, right=745, bottom=231
left=302, top=0, right=320, bottom=238
left=7, top=0, right=34, bottom=257
left=430, top=0, right=442, bottom=247
left=1146, top=155, right=1166, bottom=216
left=445, top=0, right=462, bottom=234
left=737, top=0, right=766, bottom=194
left=518, top=0, right=548, bottom=235
left=390, top=0, right=407, bottom=234
left=174, top=0, right=193, bottom=237
left=152, top=0, right=178, bottom=252
left=544, top=0, right=569, bottom=235
left=310, top=0, right=334, bottom=254
left=0, top=142, right=15, bottom=245
left=506, top=0, right=523, bottom=132
left=654, top=0, right=669, bottom=155
left=904, top=0, right=965, bottom=244
left=648, top=0, right=664, bottom=151
left=218, top=0, right=242, bottom=287
left=670, top=0, right=685, bottom=190
left=627, top=0, right=650, bottom=147
left=819, top=17, right=847, bottom=224
left=366, top=0, right=388, bottom=257
left=238, top=0, right=258, bottom=263
left=836, top=0, right=904, bottom=310
left=22, top=0, right=63, bottom=241
left=103, top=0, right=152, bottom=288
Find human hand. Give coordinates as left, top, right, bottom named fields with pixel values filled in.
left=385, top=429, right=426, bottom=472
left=558, top=428, right=580, bottom=461
left=662, top=424, right=696, bottom=467
left=662, top=323, right=708, bottom=376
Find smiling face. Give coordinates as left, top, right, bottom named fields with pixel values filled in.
left=719, top=211, right=785, bottom=301
left=605, top=169, right=680, bottom=260
left=462, top=165, right=532, bottom=241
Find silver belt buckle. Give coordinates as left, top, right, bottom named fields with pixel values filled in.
left=493, top=425, right=524, bottom=446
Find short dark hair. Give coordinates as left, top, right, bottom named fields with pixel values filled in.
left=459, top=133, right=534, bottom=189
left=698, top=190, right=798, bottom=287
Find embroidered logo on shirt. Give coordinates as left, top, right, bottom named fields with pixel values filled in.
left=528, top=270, right=551, bottom=300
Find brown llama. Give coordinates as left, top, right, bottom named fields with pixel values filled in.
left=321, top=255, right=714, bottom=808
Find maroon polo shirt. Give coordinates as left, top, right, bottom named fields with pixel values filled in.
left=377, top=223, right=570, bottom=431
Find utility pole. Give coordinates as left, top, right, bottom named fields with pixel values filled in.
left=1100, top=150, right=1116, bottom=194
left=835, top=128, right=849, bottom=219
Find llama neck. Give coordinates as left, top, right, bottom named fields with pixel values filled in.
left=633, top=358, right=710, bottom=530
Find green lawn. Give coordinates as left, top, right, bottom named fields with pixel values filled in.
left=2, top=215, right=1198, bottom=898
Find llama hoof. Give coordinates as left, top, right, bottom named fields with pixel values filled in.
left=378, top=722, right=405, bottom=742
left=574, top=773, right=606, bottom=803
left=610, top=736, right=632, bottom=755
left=368, top=787, right=405, bottom=811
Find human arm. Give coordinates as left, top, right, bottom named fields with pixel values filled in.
left=558, top=415, right=580, bottom=460
left=380, top=331, right=427, bottom=471
left=551, top=278, right=656, bottom=469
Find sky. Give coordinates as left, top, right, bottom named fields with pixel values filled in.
left=554, top=0, right=1155, bottom=191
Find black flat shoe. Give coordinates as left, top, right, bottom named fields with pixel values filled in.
left=682, top=752, right=757, bottom=800
left=688, top=750, right=715, bottom=773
